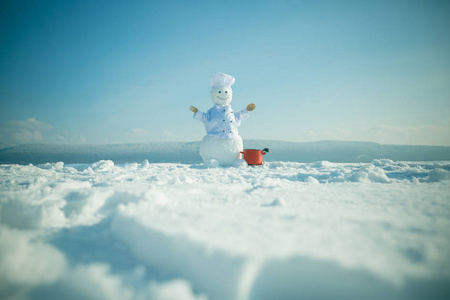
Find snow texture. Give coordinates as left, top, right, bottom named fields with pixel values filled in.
left=1, top=158, right=450, bottom=300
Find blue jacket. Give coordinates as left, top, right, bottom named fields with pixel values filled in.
left=194, top=104, right=249, bottom=139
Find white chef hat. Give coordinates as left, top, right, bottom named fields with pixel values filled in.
left=210, top=72, right=235, bottom=88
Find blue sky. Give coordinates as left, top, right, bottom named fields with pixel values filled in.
left=1, top=0, right=449, bottom=147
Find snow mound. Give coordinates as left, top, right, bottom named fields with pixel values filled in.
left=1, top=160, right=450, bottom=299
left=0, top=226, right=68, bottom=286
left=428, top=168, right=450, bottom=182
left=263, top=197, right=287, bottom=207
left=294, top=160, right=444, bottom=184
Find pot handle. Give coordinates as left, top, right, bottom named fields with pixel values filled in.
left=262, top=148, right=270, bottom=155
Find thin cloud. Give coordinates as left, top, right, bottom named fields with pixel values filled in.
left=0, top=118, right=51, bottom=146
left=0, top=118, right=87, bottom=147
left=304, top=121, right=450, bottom=146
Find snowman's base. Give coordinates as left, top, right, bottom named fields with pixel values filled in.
left=204, top=158, right=247, bottom=168
left=200, top=135, right=244, bottom=167
left=204, top=159, right=220, bottom=168
left=232, top=159, right=248, bottom=168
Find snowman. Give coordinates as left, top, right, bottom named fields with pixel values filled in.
left=189, top=72, right=256, bottom=167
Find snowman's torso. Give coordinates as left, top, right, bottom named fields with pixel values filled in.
left=196, top=105, right=243, bottom=139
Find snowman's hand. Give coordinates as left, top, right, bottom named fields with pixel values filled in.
left=189, top=106, right=198, bottom=113
left=246, top=103, right=256, bottom=111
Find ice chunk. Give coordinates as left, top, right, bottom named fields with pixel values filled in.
left=92, top=160, right=115, bottom=171
left=312, top=161, right=333, bottom=168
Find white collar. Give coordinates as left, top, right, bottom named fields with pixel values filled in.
left=214, top=104, right=231, bottom=110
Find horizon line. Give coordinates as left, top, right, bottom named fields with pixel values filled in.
left=2, top=139, right=450, bottom=149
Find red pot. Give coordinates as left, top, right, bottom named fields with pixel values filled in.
left=240, top=148, right=269, bottom=165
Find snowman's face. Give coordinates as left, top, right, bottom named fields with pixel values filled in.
left=210, top=86, right=232, bottom=106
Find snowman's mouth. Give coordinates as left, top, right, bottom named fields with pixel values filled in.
left=217, top=96, right=229, bottom=100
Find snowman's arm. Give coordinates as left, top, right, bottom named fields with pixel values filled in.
left=234, top=108, right=250, bottom=125
left=193, top=110, right=206, bottom=123
left=189, top=105, right=206, bottom=122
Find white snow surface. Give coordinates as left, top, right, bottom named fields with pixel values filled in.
left=1, top=159, right=450, bottom=300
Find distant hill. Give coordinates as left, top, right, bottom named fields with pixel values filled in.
left=0, top=140, right=449, bottom=164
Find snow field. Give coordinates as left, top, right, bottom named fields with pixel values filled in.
left=1, top=159, right=450, bottom=300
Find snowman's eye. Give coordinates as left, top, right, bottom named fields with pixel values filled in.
left=225, top=91, right=228, bottom=93
left=218, top=91, right=221, bottom=93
